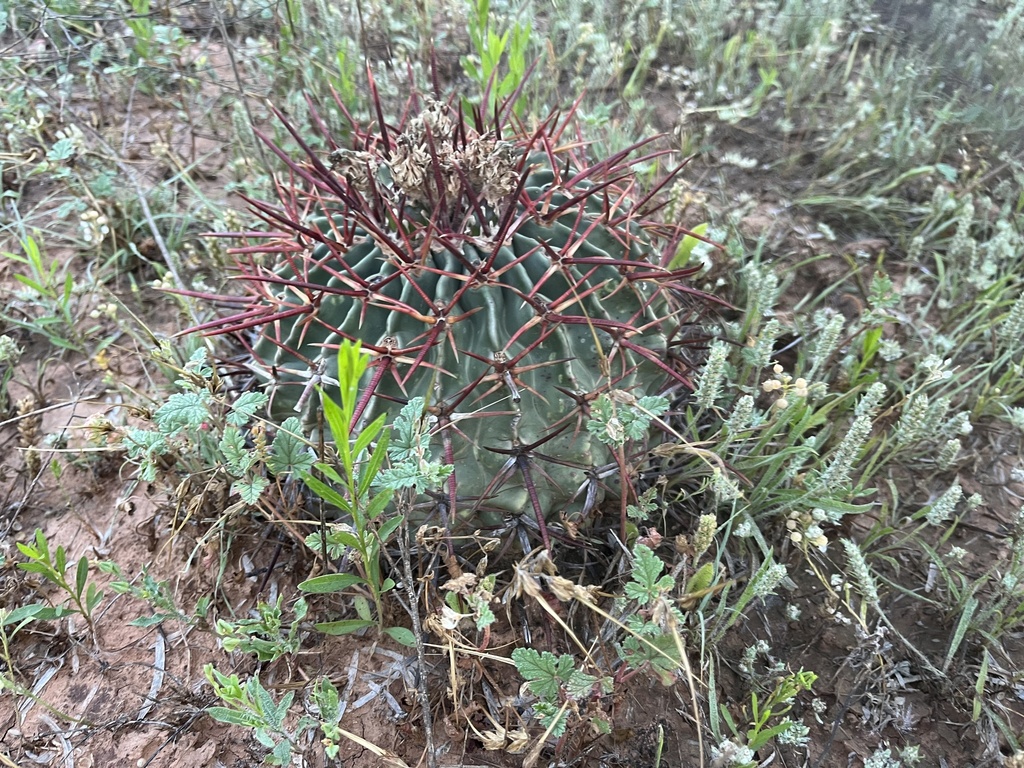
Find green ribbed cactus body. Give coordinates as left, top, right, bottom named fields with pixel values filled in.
left=206, top=100, right=708, bottom=531
left=255, top=163, right=671, bottom=523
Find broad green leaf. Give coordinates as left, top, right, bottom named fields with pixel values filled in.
left=357, top=429, right=390, bottom=499
left=377, top=515, right=404, bottom=544
left=320, top=387, right=350, bottom=450
left=353, top=595, right=372, bottom=621
left=668, top=222, right=709, bottom=269
left=75, top=556, right=88, bottom=598
left=363, top=489, right=394, bottom=521
left=254, top=728, right=276, bottom=748
left=383, top=626, right=417, bottom=646
left=298, top=573, right=365, bottom=594
left=1, top=603, right=65, bottom=626
left=15, top=561, right=52, bottom=576
left=206, top=706, right=263, bottom=728
left=270, top=738, right=291, bottom=765
left=314, top=619, right=375, bottom=635
left=316, top=462, right=345, bottom=485
left=302, top=473, right=352, bottom=514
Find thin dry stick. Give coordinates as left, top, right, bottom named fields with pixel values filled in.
left=397, top=492, right=438, bottom=768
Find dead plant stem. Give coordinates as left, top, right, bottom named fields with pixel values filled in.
left=398, top=491, right=438, bottom=768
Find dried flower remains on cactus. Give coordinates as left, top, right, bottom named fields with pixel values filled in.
left=194, top=86, right=720, bottom=538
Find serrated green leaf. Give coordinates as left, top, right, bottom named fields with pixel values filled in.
left=232, top=475, right=268, bottom=506
left=533, top=701, right=569, bottom=736
left=511, top=648, right=575, bottom=700
left=227, top=391, right=269, bottom=426
left=219, top=427, right=254, bottom=476
left=376, top=460, right=453, bottom=491
left=154, top=391, right=211, bottom=435
left=625, top=544, right=675, bottom=605
left=267, top=417, right=315, bottom=475
left=564, top=669, right=598, bottom=699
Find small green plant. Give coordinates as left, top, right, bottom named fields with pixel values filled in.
left=512, top=647, right=611, bottom=736
left=461, top=0, right=532, bottom=116
left=204, top=668, right=355, bottom=765
left=715, top=669, right=817, bottom=766
left=123, top=346, right=315, bottom=504
left=298, top=341, right=447, bottom=646
left=16, top=529, right=103, bottom=636
left=1, top=235, right=89, bottom=352
left=215, top=596, right=307, bottom=662
left=310, top=676, right=346, bottom=760
left=100, top=561, right=211, bottom=628
left=587, top=392, right=670, bottom=539
left=204, top=665, right=300, bottom=766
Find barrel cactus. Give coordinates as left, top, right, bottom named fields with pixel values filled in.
left=200, top=92, right=714, bottom=535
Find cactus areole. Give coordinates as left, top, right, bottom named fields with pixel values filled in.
left=199, top=94, right=714, bottom=530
